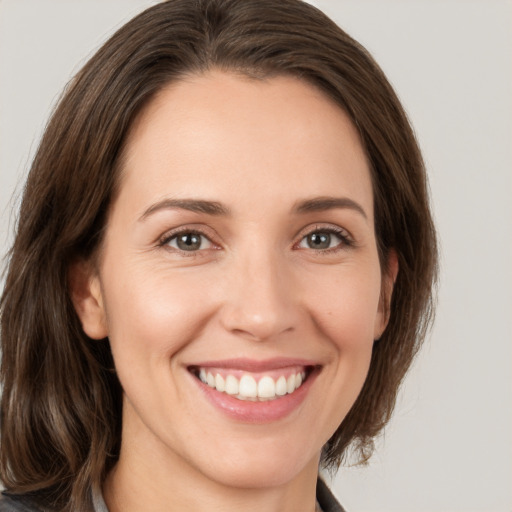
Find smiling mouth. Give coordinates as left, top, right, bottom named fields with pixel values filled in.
left=189, top=365, right=316, bottom=402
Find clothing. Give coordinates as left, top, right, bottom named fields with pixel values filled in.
left=0, top=494, right=40, bottom=512
left=316, top=478, right=346, bottom=512
left=1, top=478, right=345, bottom=511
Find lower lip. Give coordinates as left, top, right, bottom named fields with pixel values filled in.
left=191, top=370, right=318, bottom=423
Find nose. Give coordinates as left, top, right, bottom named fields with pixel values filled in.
left=218, top=248, right=301, bottom=342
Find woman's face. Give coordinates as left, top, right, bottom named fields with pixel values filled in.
left=76, top=71, right=394, bottom=489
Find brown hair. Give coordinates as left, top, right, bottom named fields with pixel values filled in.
left=0, top=0, right=437, bottom=510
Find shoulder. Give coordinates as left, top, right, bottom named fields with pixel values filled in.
left=0, top=493, right=43, bottom=512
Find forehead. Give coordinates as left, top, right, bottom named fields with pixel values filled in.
left=117, top=70, right=373, bottom=218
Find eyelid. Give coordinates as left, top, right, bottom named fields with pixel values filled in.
left=294, top=222, right=353, bottom=240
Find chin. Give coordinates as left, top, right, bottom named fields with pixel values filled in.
left=188, top=434, right=321, bottom=490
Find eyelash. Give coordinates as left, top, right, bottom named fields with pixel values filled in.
left=158, top=225, right=354, bottom=256
left=159, top=229, right=217, bottom=256
left=295, top=225, right=354, bottom=254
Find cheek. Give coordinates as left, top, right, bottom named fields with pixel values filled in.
left=102, top=263, right=217, bottom=366
left=302, top=264, right=382, bottom=351
left=290, top=265, right=382, bottom=443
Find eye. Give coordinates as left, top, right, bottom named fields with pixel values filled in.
left=164, top=231, right=213, bottom=252
left=297, top=228, right=350, bottom=251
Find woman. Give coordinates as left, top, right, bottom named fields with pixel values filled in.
left=0, top=1, right=437, bottom=511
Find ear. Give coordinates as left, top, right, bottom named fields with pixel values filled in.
left=374, top=249, right=399, bottom=340
left=68, top=260, right=108, bottom=340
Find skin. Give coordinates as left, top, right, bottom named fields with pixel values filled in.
left=72, top=71, right=397, bottom=512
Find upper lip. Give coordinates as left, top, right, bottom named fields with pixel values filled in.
left=187, top=357, right=319, bottom=372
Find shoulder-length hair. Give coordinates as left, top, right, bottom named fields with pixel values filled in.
left=0, top=0, right=437, bottom=510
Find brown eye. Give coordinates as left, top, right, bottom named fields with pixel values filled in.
left=166, top=232, right=212, bottom=252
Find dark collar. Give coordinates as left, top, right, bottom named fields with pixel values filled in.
left=316, top=477, right=346, bottom=512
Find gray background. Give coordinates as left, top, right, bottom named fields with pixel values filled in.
left=1, top=1, right=511, bottom=511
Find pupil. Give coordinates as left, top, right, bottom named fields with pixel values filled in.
left=177, top=233, right=201, bottom=251
left=309, top=232, right=330, bottom=249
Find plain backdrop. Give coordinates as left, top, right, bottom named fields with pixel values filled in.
left=1, top=1, right=511, bottom=511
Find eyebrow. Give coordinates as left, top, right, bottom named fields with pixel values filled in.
left=139, top=195, right=367, bottom=221
left=139, top=198, right=231, bottom=221
left=293, top=196, right=368, bottom=219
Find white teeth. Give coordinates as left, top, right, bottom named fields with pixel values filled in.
left=215, top=373, right=225, bottom=392
left=225, top=374, right=239, bottom=395
left=286, top=374, right=296, bottom=394
left=275, top=376, right=287, bottom=396
left=258, top=376, right=276, bottom=398
left=198, top=368, right=309, bottom=401
left=239, top=375, right=257, bottom=398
